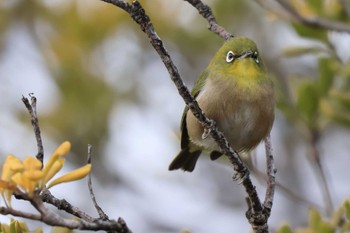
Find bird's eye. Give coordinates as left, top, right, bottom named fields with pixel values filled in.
left=252, top=51, right=259, bottom=64
left=226, top=51, right=235, bottom=63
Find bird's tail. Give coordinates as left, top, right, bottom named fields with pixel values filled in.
left=168, top=149, right=202, bottom=172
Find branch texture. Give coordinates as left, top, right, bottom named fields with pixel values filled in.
left=184, top=0, right=233, bottom=39
left=22, top=94, right=44, bottom=164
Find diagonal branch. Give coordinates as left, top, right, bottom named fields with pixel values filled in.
left=100, top=1, right=273, bottom=232
left=184, top=0, right=233, bottom=40
left=257, top=0, right=350, bottom=33
left=87, top=144, right=110, bottom=221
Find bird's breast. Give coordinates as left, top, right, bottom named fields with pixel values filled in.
left=186, top=76, right=274, bottom=152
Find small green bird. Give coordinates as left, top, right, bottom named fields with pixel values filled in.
left=169, top=37, right=274, bottom=172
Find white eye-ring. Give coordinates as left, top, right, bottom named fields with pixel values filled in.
left=226, top=51, right=235, bottom=63
left=252, top=51, right=259, bottom=64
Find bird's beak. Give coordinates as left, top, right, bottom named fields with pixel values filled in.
left=239, top=50, right=253, bottom=59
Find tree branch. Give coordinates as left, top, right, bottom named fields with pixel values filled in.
left=309, top=130, right=334, bottom=216
left=263, top=134, right=276, bottom=217
left=13, top=191, right=133, bottom=232
left=87, top=144, right=110, bottom=221
left=256, top=0, right=350, bottom=33
left=184, top=0, right=233, bottom=40
left=100, top=1, right=273, bottom=232
left=22, top=94, right=44, bottom=164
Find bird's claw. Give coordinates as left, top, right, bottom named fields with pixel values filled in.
left=233, top=170, right=249, bottom=184
left=202, top=128, right=211, bottom=139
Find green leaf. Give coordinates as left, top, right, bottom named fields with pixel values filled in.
left=283, top=46, right=325, bottom=57
left=318, top=222, right=335, bottom=233
left=305, top=0, right=323, bottom=14
left=330, top=90, right=350, bottom=110
left=317, top=58, right=336, bottom=96
left=277, top=224, right=293, bottom=233
left=309, top=208, right=322, bottom=229
left=343, top=199, right=350, bottom=221
left=320, top=98, right=350, bottom=127
left=292, top=23, right=328, bottom=41
left=297, top=82, right=320, bottom=126
left=308, top=208, right=335, bottom=233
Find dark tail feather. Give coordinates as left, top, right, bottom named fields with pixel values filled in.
left=210, top=150, right=222, bottom=160
left=168, top=149, right=202, bottom=172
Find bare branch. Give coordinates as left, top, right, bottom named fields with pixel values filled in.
left=99, top=1, right=273, bottom=232
left=22, top=94, right=44, bottom=164
left=184, top=0, right=233, bottom=40
left=263, top=134, right=276, bottom=217
left=87, top=144, right=109, bottom=220
left=252, top=167, right=324, bottom=210
left=309, top=130, right=334, bottom=216
left=340, top=0, right=350, bottom=18
left=0, top=206, right=42, bottom=221
left=40, top=189, right=94, bottom=222
left=257, top=0, right=350, bottom=33
left=14, top=191, right=132, bottom=232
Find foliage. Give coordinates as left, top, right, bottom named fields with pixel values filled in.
left=0, top=219, right=42, bottom=233
left=277, top=199, right=350, bottom=233
left=277, top=0, right=350, bottom=132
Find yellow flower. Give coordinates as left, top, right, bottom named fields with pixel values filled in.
left=0, top=155, right=24, bottom=205
left=0, top=141, right=91, bottom=205
left=40, top=141, right=92, bottom=189
left=11, top=157, right=44, bottom=197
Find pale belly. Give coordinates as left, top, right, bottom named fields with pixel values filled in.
left=186, top=81, right=274, bottom=152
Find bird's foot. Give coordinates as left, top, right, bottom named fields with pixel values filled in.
left=202, top=128, right=211, bottom=139
left=232, top=170, right=249, bottom=184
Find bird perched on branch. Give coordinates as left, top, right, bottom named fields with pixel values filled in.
left=169, top=37, right=274, bottom=172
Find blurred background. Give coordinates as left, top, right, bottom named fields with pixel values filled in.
left=0, top=0, right=350, bottom=232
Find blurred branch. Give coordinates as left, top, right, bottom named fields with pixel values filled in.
left=87, top=144, right=110, bottom=221
left=340, top=0, right=350, bottom=17
left=184, top=0, right=233, bottom=40
left=256, top=0, right=350, bottom=33
left=22, top=94, right=44, bottom=164
left=100, top=0, right=274, bottom=232
left=252, top=166, right=324, bottom=211
left=309, top=130, right=334, bottom=216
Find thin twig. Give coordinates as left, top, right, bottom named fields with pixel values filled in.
left=40, top=189, right=95, bottom=222
left=20, top=191, right=132, bottom=232
left=268, top=0, right=350, bottom=33
left=309, top=130, right=334, bottom=216
left=184, top=0, right=233, bottom=40
left=21, top=94, right=44, bottom=164
left=252, top=167, right=323, bottom=210
left=263, top=134, right=276, bottom=217
left=100, top=1, right=271, bottom=232
left=0, top=206, right=42, bottom=221
left=87, top=144, right=109, bottom=220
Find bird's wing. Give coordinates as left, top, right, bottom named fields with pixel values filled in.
left=180, top=70, right=209, bottom=149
